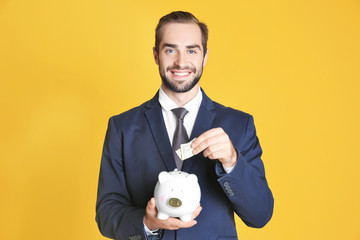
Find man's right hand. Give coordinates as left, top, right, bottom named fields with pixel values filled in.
left=143, top=198, right=202, bottom=231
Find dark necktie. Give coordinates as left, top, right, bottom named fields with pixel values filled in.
left=171, top=107, right=189, bottom=170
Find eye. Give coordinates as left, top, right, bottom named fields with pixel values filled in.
left=166, top=49, right=174, bottom=54
left=188, top=50, right=196, bottom=54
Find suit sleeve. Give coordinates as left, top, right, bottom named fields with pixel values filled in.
left=216, top=115, right=274, bottom=228
left=96, top=117, right=147, bottom=240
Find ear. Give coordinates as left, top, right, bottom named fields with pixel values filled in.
left=202, top=49, right=209, bottom=67
left=158, top=171, right=171, bottom=183
left=153, top=47, right=159, bottom=65
left=186, top=174, right=198, bottom=183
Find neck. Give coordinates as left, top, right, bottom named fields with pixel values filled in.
left=161, top=84, right=200, bottom=107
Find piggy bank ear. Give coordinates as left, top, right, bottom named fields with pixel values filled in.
left=158, top=171, right=172, bottom=184
left=186, top=174, right=198, bottom=183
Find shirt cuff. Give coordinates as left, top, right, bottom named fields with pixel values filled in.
left=143, top=221, right=159, bottom=236
left=222, top=164, right=235, bottom=173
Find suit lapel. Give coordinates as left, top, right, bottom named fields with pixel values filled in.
left=182, top=90, right=216, bottom=172
left=145, top=93, right=177, bottom=171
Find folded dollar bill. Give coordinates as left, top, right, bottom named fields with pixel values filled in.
left=176, top=138, right=196, bottom=161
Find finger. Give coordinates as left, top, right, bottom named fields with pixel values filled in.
left=163, top=218, right=181, bottom=230
left=191, top=205, right=202, bottom=219
left=166, top=217, right=197, bottom=230
left=192, top=128, right=223, bottom=148
left=144, top=198, right=159, bottom=230
left=202, top=142, right=224, bottom=158
left=193, top=131, right=224, bottom=155
left=206, top=148, right=227, bottom=160
left=148, top=198, right=155, bottom=208
left=146, top=198, right=157, bottom=214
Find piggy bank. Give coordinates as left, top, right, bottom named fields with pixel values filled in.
left=154, top=170, right=201, bottom=222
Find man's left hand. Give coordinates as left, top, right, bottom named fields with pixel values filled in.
left=192, top=128, right=237, bottom=168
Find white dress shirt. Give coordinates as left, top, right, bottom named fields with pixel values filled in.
left=158, top=86, right=202, bottom=144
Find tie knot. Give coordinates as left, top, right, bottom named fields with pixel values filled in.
left=171, top=107, right=188, bottom=121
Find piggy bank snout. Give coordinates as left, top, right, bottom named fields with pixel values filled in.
left=168, top=197, right=182, bottom=208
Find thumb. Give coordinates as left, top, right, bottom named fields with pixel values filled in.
left=147, top=197, right=156, bottom=211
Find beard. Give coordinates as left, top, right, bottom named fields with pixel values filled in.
left=159, top=64, right=203, bottom=93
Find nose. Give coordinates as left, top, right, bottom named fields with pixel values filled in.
left=174, top=52, right=186, bottom=68
left=168, top=198, right=182, bottom=208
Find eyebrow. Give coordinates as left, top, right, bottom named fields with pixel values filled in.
left=162, top=43, right=177, bottom=49
left=186, top=44, right=201, bottom=50
left=162, top=43, right=202, bottom=50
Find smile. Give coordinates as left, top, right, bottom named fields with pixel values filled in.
left=170, top=71, right=192, bottom=78
left=173, top=72, right=190, bottom=76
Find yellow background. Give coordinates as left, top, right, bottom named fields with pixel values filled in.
left=1, top=0, right=359, bottom=239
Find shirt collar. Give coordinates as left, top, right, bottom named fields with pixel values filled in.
left=158, top=86, right=203, bottom=113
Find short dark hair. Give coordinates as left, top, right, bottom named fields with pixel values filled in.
left=155, top=11, right=208, bottom=56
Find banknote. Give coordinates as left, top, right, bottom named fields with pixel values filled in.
left=175, top=148, right=182, bottom=160
left=176, top=138, right=196, bottom=161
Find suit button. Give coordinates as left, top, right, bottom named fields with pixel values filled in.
left=129, top=234, right=141, bottom=240
left=224, top=182, right=229, bottom=187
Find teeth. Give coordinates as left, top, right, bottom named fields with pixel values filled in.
left=174, top=72, right=189, bottom=76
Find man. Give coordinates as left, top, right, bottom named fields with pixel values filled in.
left=96, top=11, right=273, bottom=240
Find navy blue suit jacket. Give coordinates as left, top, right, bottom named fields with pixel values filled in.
left=96, top=90, right=274, bottom=240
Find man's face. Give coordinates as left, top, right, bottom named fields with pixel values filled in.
left=154, top=23, right=208, bottom=93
